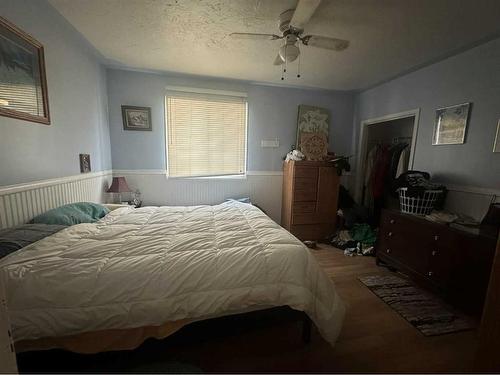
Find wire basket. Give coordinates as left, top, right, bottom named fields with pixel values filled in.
left=398, top=187, right=443, bottom=215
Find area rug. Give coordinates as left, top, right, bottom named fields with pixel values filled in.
left=359, top=274, right=476, bottom=336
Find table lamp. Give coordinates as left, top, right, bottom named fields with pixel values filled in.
left=107, top=176, right=132, bottom=204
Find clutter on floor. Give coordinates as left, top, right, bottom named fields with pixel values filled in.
left=329, top=223, right=376, bottom=257
left=303, top=240, right=318, bottom=249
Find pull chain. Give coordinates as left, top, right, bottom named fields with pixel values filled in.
left=297, top=48, right=301, bottom=78
left=284, top=43, right=288, bottom=74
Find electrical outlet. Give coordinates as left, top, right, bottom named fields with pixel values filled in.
left=261, top=139, right=280, bottom=148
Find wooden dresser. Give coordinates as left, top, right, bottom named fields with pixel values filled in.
left=376, top=209, right=497, bottom=314
left=281, top=160, right=340, bottom=241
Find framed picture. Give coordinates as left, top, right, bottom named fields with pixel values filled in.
left=79, top=154, right=91, bottom=173
left=122, top=105, right=152, bottom=131
left=494, top=120, right=500, bottom=153
left=0, top=16, right=50, bottom=124
left=296, top=105, right=330, bottom=149
left=432, top=103, right=471, bottom=145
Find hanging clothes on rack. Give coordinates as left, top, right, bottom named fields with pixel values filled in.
left=363, top=144, right=379, bottom=207
left=371, top=145, right=391, bottom=199
left=396, top=146, right=410, bottom=179
left=388, top=142, right=408, bottom=181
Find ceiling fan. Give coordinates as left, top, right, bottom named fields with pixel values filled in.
left=229, top=0, right=349, bottom=69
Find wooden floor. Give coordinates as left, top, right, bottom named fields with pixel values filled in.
left=17, top=245, right=478, bottom=373
left=312, top=245, right=477, bottom=373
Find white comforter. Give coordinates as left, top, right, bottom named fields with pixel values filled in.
left=0, top=201, right=344, bottom=345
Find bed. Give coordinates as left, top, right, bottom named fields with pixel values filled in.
left=0, top=200, right=345, bottom=353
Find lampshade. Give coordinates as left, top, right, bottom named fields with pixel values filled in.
left=107, top=177, right=132, bottom=193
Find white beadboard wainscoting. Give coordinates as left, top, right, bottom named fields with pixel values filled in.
left=113, top=170, right=285, bottom=223
left=113, top=170, right=355, bottom=224
left=444, top=185, right=500, bottom=222
left=0, top=171, right=112, bottom=229
left=0, top=168, right=496, bottom=230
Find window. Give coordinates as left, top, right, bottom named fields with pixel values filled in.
left=166, top=90, right=247, bottom=178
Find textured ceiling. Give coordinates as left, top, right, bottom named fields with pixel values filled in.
left=49, top=0, right=500, bottom=90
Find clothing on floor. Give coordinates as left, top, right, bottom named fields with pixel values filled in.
left=349, top=223, right=377, bottom=247
left=344, top=243, right=374, bottom=257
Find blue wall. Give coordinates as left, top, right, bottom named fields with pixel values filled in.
left=0, top=0, right=111, bottom=186
left=1, top=0, right=498, bottom=193
left=106, top=68, right=355, bottom=172
left=355, top=37, right=500, bottom=189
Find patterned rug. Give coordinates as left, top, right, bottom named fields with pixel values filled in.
left=359, top=274, right=476, bottom=336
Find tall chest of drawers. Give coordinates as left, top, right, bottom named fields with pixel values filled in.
left=376, top=209, right=497, bottom=314
left=281, top=160, right=340, bottom=241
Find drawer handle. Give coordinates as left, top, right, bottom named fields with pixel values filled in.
left=428, top=271, right=433, bottom=277
left=434, top=235, right=439, bottom=241
left=386, top=248, right=391, bottom=254
left=388, top=232, right=393, bottom=237
left=390, top=219, right=395, bottom=224
left=431, top=250, right=437, bottom=256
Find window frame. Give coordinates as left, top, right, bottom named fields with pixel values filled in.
left=164, top=87, right=248, bottom=179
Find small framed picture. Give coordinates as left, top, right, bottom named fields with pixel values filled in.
left=432, top=103, right=471, bottom=145
left=494, top=120, right=500, bottom=153
left=122, top=105, right=152, bottom=131
left=79, top=154, right=91, bottom=173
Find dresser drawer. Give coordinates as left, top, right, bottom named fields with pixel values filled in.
left=294, top=189, right=317, bottom=201
left=293, top=201, right=316, bottom=213
left=378, top=212, right=431, bottom=275
left=294, top=167, right=318, bottom=179
left=293, top=176, right=318, bottom=202
left=294, top=177, right=317, bottom=190
left=292, top=213, right=324, bottom=225
left=376, top=209, right=496, bottom=315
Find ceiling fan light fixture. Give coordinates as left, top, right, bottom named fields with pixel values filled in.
left=279, top=44, right=300, bottom=63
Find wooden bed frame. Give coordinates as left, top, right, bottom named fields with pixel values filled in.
left=16, top=307, right=313, bottom=372
left=16, top=306, right=312, bottom=354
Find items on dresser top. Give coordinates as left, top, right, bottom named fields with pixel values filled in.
left=376, top=209, right=496, bottom=314
left=282, top=160, right=340, bottom=241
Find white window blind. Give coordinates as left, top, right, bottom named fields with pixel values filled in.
left=166, top=91, right=247, bottom=178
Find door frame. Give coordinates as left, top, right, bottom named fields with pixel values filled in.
left=355, top=108, right=421, bottom=203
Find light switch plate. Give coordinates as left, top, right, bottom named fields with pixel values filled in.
left=261, top=139, right=279, bottom=148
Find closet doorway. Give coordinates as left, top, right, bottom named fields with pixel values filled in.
left=356, top=109, right=420, bottom=220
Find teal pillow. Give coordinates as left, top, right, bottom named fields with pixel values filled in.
left=31, top=202, right=110, bottom=226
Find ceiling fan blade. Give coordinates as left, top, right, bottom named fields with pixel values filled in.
left=229, top=32, right=281, bottom=41
left=273, top=54, right=285, bottom=65
left=290, top=0, right=322, bottom=30
left=302, top=35, right=349, bottom=51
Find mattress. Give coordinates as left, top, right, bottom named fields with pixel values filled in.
left=0, top=201, right=345, bottom=346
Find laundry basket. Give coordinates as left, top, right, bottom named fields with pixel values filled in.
left=398, top=188, right=443, bottom=215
